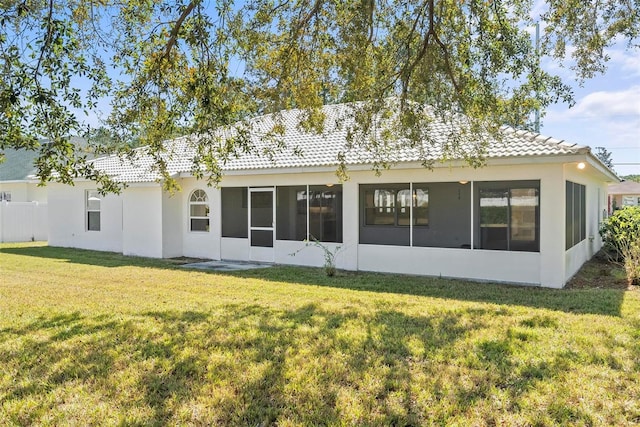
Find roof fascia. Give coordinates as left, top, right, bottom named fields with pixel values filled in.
left=178, top=154, right=604, bottom=178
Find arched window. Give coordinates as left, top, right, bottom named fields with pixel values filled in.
left=189, top=189, right=210, bottom=232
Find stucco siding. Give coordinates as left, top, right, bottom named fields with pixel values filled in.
left=181, top=179, right=219, bottom=259
left=44, top=157, right=615, bottom=288
left=358, top=244, right=541, bottom=285
left=48, top=182, right=123, bottom=253
left=122, top=186, right=162, bottom=258
left=162, top=190, right=183, bottom=258
left=220, top=237, right=249, bottom=261
left=0, top=182, right=48, bottom=203
left=563, top=163, right=608, bottom=282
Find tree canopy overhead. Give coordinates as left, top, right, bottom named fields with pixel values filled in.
left=1, top=0, right=638, bottom=191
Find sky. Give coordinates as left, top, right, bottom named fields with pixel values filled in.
left=539, top=46, right=640, bottom=177
left=527, top=1, right=640, bottom=177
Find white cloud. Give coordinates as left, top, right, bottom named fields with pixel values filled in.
left=542, top=86, right=640, bottom=175
left=530, top=0, right=548, bottom=21
left=607, top=47, right=640, bottom=77
left=568, top=86, right=640, bottom=118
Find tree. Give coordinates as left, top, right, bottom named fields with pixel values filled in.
left=595, top=146, right=615, bottom=170
left=2, top=0, right=639, bottom=192
left=621, top=175, right=640, bottom=183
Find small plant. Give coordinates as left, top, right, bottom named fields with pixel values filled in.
left=290, top=235, right=343, bottom=277
left=599, top=206, right=640, bottom=286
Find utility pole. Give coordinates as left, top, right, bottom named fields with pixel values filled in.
left=534, top=22, right=541, bottom=133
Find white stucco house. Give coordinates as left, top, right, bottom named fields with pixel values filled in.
left=47, top=102, right=618, bottom=288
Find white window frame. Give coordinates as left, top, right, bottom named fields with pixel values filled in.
left=86, top=190, right=101, bottom=231
left=189, top=189, right=210, bottom=232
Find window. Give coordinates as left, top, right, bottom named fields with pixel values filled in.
left=86, top=190, right=101, bottom=231
left=221, top=187, right=248, bottom=238
left=276, top=185, right=343, bottom=243
left=0, top=191, right=11, bottom=202
left=363, top=185, right=429, bottom=227
left=566, top=181, right=586, bottom=249
left=276, top=186, right=307, bottom=241
left=477, top=182, right=539, bottom=252
left=360, top=183, right=430, bottom=246
left=309, top=185, right=342, bottom=242
left=189, top=189, right=210, bottom=232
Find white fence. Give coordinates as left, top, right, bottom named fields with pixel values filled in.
left=0, top=201, right=48, bottom=242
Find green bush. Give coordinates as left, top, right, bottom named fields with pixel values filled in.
left=599, top=206, right=640, bottom=286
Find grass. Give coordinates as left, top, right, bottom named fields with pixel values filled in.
left=0, top=242, right=639, bottom=426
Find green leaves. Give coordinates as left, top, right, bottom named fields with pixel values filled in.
left=1, top=0, right=639, bottom=191
left=599, top=206, right=640, bottom=286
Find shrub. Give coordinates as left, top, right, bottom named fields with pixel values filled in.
left=290, top=236, right=343, bottom=277
left=599, top=206, right=640, bottom=286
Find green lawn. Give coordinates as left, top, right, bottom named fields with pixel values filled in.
left=1, top=242, right=639, bottom=426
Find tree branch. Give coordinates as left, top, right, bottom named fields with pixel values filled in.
left=293, top=0, right=323, bottom=38
left=34, top=0, right=55, bottom=80
left=163, top=1, right=197, bottom=61
left=409, top=0, right=462, bottom=96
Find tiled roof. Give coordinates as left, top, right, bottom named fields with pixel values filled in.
left=1, top=137, right=89, bottom=182
left=0, top=148, right=39, bottom=181
left=89, top=102, right=589, bottom=183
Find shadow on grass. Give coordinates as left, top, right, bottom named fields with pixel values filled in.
left=2, top=304, right=635, bottom=425
left=0, top=244, right=627, bottom=316
left=0, top=307, right=503, bottom=424
left=0, top=244, right=178, bottom=269
left=230, top=266, right=627, bottom=317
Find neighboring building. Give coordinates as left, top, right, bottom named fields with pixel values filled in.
left=0, top=147, right=48, bottom=242
left=608, top=181, right=640, bottom=213
left=47, top=103, right=618, bottom=288
left=0, top=147, right=47, bottom=203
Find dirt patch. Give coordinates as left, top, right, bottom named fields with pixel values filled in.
left=165, top=256, right=212, bottom=266
left=567, top=253, right=637, bottom=290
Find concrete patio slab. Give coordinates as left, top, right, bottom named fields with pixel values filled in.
left=181, top=260, right=273, bottom=272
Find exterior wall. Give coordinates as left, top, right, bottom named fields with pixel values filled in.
left=563, top=164, right=608, bottom=282
left=27, top=184, right=48, bottom=203
left=538, top=166, right=566, bottom=288
left=45, top=158, right=612, bottom=288
left=0, top=182, right=27, bottom=202
left=48, top=182, right=123, bottom=252
left=358, top=245, right=540, bottom=284
left=181, top=179, right=219, bottom=259
left=221, top=238, right=249, bottom=261
left=610, top=193, right=640, bottom=212
left=0, top=201, right=48, bottom=242
left=162, top=190, right=184, bottom=258
left=0, top=181, right=48, bottom=203
left=214, top=162, right=568, bottom=287
left=274, top=240, right=348, bottom=269
left=122, top=185, right=162, bottom=258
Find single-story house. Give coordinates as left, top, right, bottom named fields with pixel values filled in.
left=608, top=181, right=640, bottom=212
left=47, top=102, right=618, bottom=288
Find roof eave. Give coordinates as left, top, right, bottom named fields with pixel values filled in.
left=176, top=153, right=607, bottom=178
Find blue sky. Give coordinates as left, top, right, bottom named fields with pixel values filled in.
left=528, top=0, right=640, bottom=177
left=540, top=46, right=640, bottom=177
